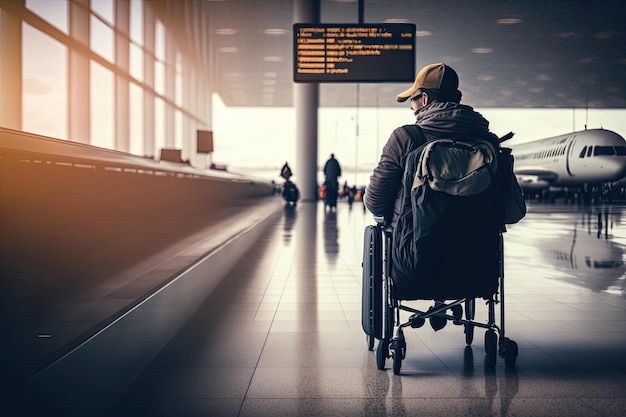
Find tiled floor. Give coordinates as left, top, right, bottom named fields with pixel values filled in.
left=110, top=201, right=626, bottom=417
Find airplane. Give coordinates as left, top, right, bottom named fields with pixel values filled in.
left=507, top=128, right=626, bottom=191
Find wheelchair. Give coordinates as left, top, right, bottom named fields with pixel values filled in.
left=361, top=215, right=518, bottom=375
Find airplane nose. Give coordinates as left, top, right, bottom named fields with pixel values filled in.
left=606, top=158, right=626, bottom=180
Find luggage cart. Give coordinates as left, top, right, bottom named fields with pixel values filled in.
left=361, top=215, right=518, bottom=375
left=322, top=180, right=338, bottom=211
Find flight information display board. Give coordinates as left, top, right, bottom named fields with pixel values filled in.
left=293, top=23, right=416, bottom=83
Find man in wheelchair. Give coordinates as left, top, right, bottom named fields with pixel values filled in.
left=361, top=63, right=521, bottom=372
left=364, top=62, right=501, bottom=321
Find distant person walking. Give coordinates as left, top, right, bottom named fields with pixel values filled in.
left=280, top=162, right=293, bottom=180
left=280, top=162, right=299, bottom=207
left=322, top=154, right=341, bottom=210
left=323, top=153, right=342, bottom=185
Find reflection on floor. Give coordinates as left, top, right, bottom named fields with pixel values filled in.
left=110, top=201, right=626, bottom=417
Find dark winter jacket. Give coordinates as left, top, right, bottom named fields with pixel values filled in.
left=364, top=101, right=499, bottom=228
left=323, top=157, right=342, bottom=180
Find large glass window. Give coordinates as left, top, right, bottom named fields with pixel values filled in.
left=155, top=97, right=165, bottom=156
left=129, top=43, right=144, bottom=82
left=175, top=110, right=183, bottom=150
left=26, top=0, right=68, bottom=34
left=22, top=23, right=68, bottom=139
left=155, top=60, right=165, bottom=96
left=154, top=20, right=166, bottom=96
left=189, top=68, right=197, bottom=116
left=91, top=0, right=114, bottom=26
left=175, top=53, right=183, bottom=107
left=129, top=82, right=144, bottom=156
left=155, top=20, right=165, bottom=61
left=17, top=0, right=203, bottom=163
left=130, top=0, right=143, bottom=45
left=90, top=61, right=114, bottom=149
left=91, top=14, right=114, bottom=62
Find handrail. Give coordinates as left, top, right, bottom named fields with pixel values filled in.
left=0, top=126, right=261, bottom=184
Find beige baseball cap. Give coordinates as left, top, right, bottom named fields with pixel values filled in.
left=396, top=63, right=459, bottom=102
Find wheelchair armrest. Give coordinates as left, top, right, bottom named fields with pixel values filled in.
left=372, top=215, right=386, bottom=228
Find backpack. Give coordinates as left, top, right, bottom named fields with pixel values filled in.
left=282, top=181, right=299, bottom=202
left=412, top=137, right=498, bottom=198
left=391, top=125, right=512, bottom=300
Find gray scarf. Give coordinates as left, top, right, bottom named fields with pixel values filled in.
left=415, top=102, right=498, bottom=142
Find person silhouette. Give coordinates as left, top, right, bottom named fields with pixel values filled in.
left=323, top=154, right=342, bottom=186
left=280, top=162, right=292, bottom=180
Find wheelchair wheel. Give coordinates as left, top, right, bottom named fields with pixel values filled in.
left=499, top=337, right=519, bottom=368
left=366, top=334, right=375, bottom=351
left=484, top=329, right=497, bottom=368
left=391, top=338, right=406, bottom=375
left=392, top=346, right=402, bottom=375
left=464, top=323, right=474, bottom=345
left=464, top=298, right=475, bottom=345
left=376, top=339, right=388, bottom=370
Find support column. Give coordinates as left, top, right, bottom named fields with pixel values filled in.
left=294, top=82, right=319, bottom=202
left=0, top=1, right=23, bottom=130
left=293, top=0, right=321, bottom=201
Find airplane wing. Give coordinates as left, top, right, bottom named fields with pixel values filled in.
left=514, top=167, right=559, bottom=181
left=514, top=167, right=559, bottom=190
left=516, top=175, right=551, bottom=190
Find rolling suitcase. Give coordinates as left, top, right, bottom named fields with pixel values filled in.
left=361, top=225, right=383, bottom=340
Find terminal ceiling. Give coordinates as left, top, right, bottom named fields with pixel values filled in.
left=203, top=0, right=626, bottom=109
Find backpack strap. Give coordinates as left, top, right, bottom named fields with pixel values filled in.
left=401, top=124, right=426, bottom=150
